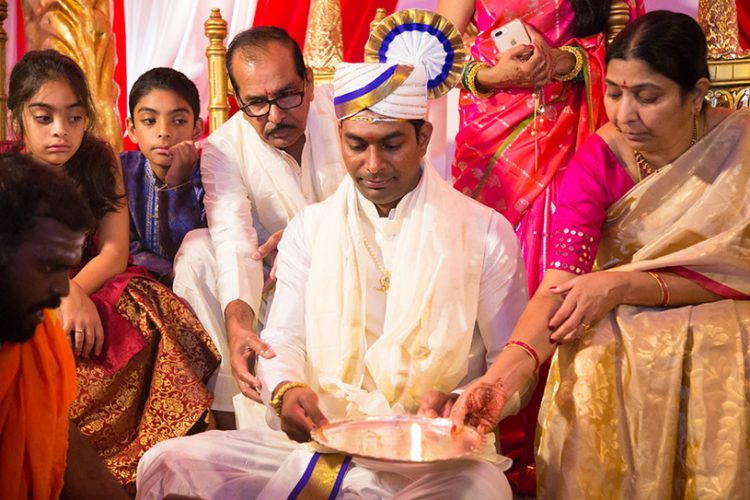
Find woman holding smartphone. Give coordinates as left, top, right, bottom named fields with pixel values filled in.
left=437, top=0, right=643, bottom=494
left=439, top=0, right=643, bottom=293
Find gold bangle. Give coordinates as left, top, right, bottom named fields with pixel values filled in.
left=463, top=60, right=492, bottom=98
left=555, top=45, right=583, bottom=82
left=270, top=381, right=308, bottom=417
left=647, top=271, right=670, bottom=306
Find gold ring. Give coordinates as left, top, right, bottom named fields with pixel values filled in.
left=74, top=329, right=85, bottom=333
left=580, top=322, right=591, bottom=331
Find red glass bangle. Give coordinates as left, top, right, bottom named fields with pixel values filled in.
left=505, top=340, right=540, bottom=372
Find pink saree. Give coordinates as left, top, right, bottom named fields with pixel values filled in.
left=452, top=0, right=643, bottom=293
left=537, top=110, right=750, bottom=498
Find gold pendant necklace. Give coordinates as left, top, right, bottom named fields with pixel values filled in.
left=635, top=117, right=698, bottom=181
left=362, top=237, right=390, bottom=292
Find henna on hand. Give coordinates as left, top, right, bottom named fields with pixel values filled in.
left=463, top=380, right=509, bottom=433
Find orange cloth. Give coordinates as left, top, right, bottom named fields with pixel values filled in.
left=0, top=310, right=77, bottom=500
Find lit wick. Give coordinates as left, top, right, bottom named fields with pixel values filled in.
left=410, top=422, right=422, bottom=461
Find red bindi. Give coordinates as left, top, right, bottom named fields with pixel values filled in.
left=620, top=81, right=630, bottom=89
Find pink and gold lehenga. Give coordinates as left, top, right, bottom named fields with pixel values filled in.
left=452, top=0, right=643, bottom=292
left=537, top=110, right=750, bottom=498
left=69, top=238, right=220, bottom=485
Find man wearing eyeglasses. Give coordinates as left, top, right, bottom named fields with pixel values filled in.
left=172, top=27, right=345, bottom=428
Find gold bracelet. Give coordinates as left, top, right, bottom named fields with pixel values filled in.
left=463, top=60, right=492, bottom=98
left=647, top=271, right=670, bottom=306
left=156, top=180, right=193, bottom=192
left=270, top=381, right=308, bottom=417
left=555, top=45, right=583, bottom=82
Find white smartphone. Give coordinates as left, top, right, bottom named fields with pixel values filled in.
left=491, top=19, right=532, bottom=53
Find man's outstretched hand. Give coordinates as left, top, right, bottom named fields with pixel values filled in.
left=225, top=299, right=276, bottom=402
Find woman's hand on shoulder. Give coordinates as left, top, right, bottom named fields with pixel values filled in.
left=546, top=271, right=630, bottom=343
left=59, top=280, right=104, bottom=358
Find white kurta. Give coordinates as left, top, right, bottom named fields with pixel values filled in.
left=260, top=180, right=528, bottom=410
left=172, top=85, right=345, bottom=411
left=138, top=170, right=527, bottom=499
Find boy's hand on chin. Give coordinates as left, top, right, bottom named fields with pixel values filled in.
left=165, top=140, right=200, bottom=188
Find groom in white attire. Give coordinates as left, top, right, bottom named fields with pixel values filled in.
left=137, top=11, right=526, bottom=499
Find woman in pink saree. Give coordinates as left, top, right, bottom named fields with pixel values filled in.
left=438, top=0, right=643, bottom=293
left=449, top=12, right=750, bottom=497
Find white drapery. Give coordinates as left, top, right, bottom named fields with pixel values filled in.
left=124, top=0, right=257, bottom=122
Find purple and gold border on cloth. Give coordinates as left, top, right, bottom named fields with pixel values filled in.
left=287, top=452, right=352, bottom=500
left=333, top=64, right=414, bottom=119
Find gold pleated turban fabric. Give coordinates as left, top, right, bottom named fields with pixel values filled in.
left=333, top=8, right=465, bottom=120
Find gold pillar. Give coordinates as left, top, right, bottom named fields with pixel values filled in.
left=205, top=8, right=229, bottom=133
left=22, top=0, right=122, bottom=151
left=0, top=0, right=7, bottom=141
left=606, top=0, right=630, bottom=46
left=370, top=8, right=387, bottom=33
left=304, top=0, right=344, bottom=84
left=699, top=0, right=750, bottom=108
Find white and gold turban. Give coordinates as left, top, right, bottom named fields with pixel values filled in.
left=333, top=9, right=465, bottom=121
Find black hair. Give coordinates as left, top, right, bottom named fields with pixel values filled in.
left=409, top=119, right=425, bottom=137
left=226, top=26, right=306, bottom=95
left=569, top=0, right=614, bottom=38
left=7, top=49, right=124, bottom=220
left=129, top=67, right=201, bottom=122
left=0, top=153, right=94, bottom=267
left=9, top=50, right=96, bottom=135
left=606, top=10, right=710, bottom=95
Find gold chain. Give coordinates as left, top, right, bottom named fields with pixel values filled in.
left=635, top=117, right=697, bottom=181
left=362, top=237, right=391, bottom=292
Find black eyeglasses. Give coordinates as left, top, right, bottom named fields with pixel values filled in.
left=238, top=88, right=305, bottom=118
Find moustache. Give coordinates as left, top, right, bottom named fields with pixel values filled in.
left=265, top=123, right=293, bottom=137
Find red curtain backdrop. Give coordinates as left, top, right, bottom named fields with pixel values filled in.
left=112, top=0, right=135, bottom=150
left=252, top=0, right=312, bottom=51
left=738, top=0, right=749, bottom=49
left=252, top=0, right=399, bottom=62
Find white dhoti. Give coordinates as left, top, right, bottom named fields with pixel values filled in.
left=174, top=229, right=272, bottom=419
left=173, top=228, right=240, bottom=413
left=136, top=426, right=512, bottom=499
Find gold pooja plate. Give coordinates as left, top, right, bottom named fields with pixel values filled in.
left=311, top=416, right=485, bottom=463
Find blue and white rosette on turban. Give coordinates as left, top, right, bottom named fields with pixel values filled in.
left=333, top=9, right=465, bottom=120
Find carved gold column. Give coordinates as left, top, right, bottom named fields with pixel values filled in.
left=304, top=0, right=344, bottom=84
left=0, top=0, right=7, bottom=140
left=370, top=8, right=387, bottom=32
left=606, top=0, right=630, bottom=46
left=699, top=0, right=750, bottom=108
left=205, top=8, right=229, bottom=132
left=23, top=0, right=122, bottom=151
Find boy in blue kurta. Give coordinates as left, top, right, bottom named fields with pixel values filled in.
left=122, top=68, right=206, bottom=285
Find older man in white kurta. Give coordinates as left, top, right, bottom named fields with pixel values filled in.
left=172, top=27, right=344, bottom=416
left=137, top=33, right=528, bottom=495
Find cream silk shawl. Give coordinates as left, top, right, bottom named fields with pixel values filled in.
left=537, top=110, right=750, bottom=499
left=303, top=165, right=493, bottom=415
left=201, top=85, right=344, bottom=314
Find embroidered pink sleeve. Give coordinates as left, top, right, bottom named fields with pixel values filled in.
left=547, top=135, right=634, bottom=275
